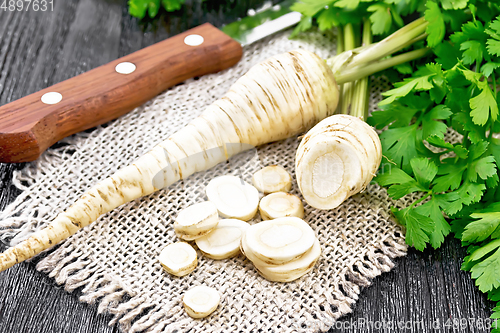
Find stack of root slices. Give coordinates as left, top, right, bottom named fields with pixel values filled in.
left=159, top=169, right=319, bottom=317
left=240, top=217, right=321, bottom=282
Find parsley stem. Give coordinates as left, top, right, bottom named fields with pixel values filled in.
left=491, top=72, right=498, bottom=141
left=341, top=17, right=428, bottom=70
left=350, top=20, right=372, bottom=121
left=327, top=17, right=429, bottom=84
left=336, top=26, right=344, bottom=113
left=335, top=47, right=430, bottom=84
left=409, top=192, right=432, bottom=209
left=341, top=23, right=357, bottom=115
left=493, top=72, right=497, bottom=96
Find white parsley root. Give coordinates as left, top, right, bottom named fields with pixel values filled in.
left=259, top=192, right=304, bottom=220
left=295, top=114, right=382, bottom=210
left=159, top=242, right=197, bottom=277
left=0, top=19, right=427, bottom=271
left=241, top=217, right=315, bottom=265
left=205, top=175, right=259, bottom=221
left=195, top=219, right=250, bottom=259
left=183, top=285, right=220, bottom=318
left=174, top=201, right=219, bottom=241
left=252, top=165, right=292, bottom=193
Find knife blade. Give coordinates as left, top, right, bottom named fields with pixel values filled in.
left=0, top=0, right=300, bottom=163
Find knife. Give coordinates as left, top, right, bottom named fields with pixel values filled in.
left=0, top=0, right=300, bottom=163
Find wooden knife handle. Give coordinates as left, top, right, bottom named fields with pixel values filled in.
left=0, top=23, right=242, bottom=163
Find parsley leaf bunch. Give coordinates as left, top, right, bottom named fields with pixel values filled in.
left=291, top=0, right=472, bottom=41
left=365, top=4, right=500, bottom=330
left=293, top=0, right=500, bottom=328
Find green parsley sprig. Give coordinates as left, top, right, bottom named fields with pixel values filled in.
left=292, top=0, right=500, bottom=330
left=368, top=4, right=500, bottom=332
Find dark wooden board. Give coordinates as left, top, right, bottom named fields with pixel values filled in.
left=0, top=1, right=495, bottom=332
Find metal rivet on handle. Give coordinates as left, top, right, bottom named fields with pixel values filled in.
left=184, top=34, right=204, bottom=46
left=41, top=92, right=63, bottom=105
left=115, top=62, right=136, bottom=74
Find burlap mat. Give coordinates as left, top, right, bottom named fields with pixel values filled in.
left=0, top=29, right=409, bottom=332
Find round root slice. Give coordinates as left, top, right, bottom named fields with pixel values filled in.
left=252, top=238, right=321, bottom=282
left=195, top=219, right=250, bottom=259
left=254, top=261, right=317, bottom=283
left=159, top=242, right=197, bottom=277
left=174, top=201, right=219, bottom=241
left=205, top=175, right=259, bottom=221
left=252, top=165, right=292, bottom=193
left=259, top=192, right=304, bottom=220
left=183, top=285, right=220, bottom=319
left=243, top=217, right=315, bottom=265
left=295, top=114, right=382, bottom=210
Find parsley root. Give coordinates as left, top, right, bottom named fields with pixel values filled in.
left=0, top=20, right=428, bottom=272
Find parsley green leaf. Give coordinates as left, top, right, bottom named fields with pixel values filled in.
left=316, top=7, right=337, bottom=31
left=379, top=124, right=420, bottom=174
left=481, top=62, right=500, bottom=77
left=392, top=207, right=435, bottom=251
left=148, top=0, right=160, bottom=18
left=415, top=198, right=451, bottom=248
left=461, top=40, right=486, bottom=65
left=128, top=0, right=184, bottom=18
left=161, top=0, right=184, bottom=12
left=470, top=247, right=500, bottom=292
left=379, top=75, right=434, bottom=105
left=375, top=163, right=417, bottom=186
left=467, top=239, right=500, bottom=262
left=410, top=157, right=438, bottom=188
left=426, top=136, right=468, bottom=159
left=425, top=1, right=446, bottom=47
left=290, top=0, right=333, bottom=17
left=463, top=212, right=500, bottom=242
left=470, top=156, right=497, bottom=181
left=422, top=105, right=452, bottom=139
left=487, top=16, right=500, bottom=57
left=434, top=41, right=462, bottom=70
left=368, top=4, right=393, bottom=35
left=490, top=288, right=500, bottom=302
left=469, top=81, right=499, bottom=125
left=440, top=0, right=468, bottom=10
left=433, top=161, right=467, bottom=193
left=128, top=0, right=149, bottom=18
left=290, top=16, right=313, bottom=38
left=375, top=162, right=428, bottom=199
left=335, top=0, right=360, bottom=10
left=435, top=182, right=486, bottom=216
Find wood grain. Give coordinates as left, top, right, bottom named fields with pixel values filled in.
left=0, top=0, right=495, bottom=332
left=0, top=23, right=242, bottom=163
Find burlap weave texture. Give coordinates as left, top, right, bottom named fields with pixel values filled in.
left=0, top=29, right=408, bottom=332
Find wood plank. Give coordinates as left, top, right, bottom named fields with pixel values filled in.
left=332, top=241, right=495, bottom=332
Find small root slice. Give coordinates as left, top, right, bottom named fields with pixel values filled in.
left=159, top=242, right=197, bottom=277
left=259, top=192, right=304, bottom=220
left=252, top=165, right=292, bottom=194
left=174, top=201, right=219, bottom=241
left=195, top=219, right=250, bottom=259
left=183, top=285, right=220, bottom=318
left=252, top=238, right=321, bottom=282
left=242, top=217, right=315, bottom=265
left=205, top=175, right=259, bottom=221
